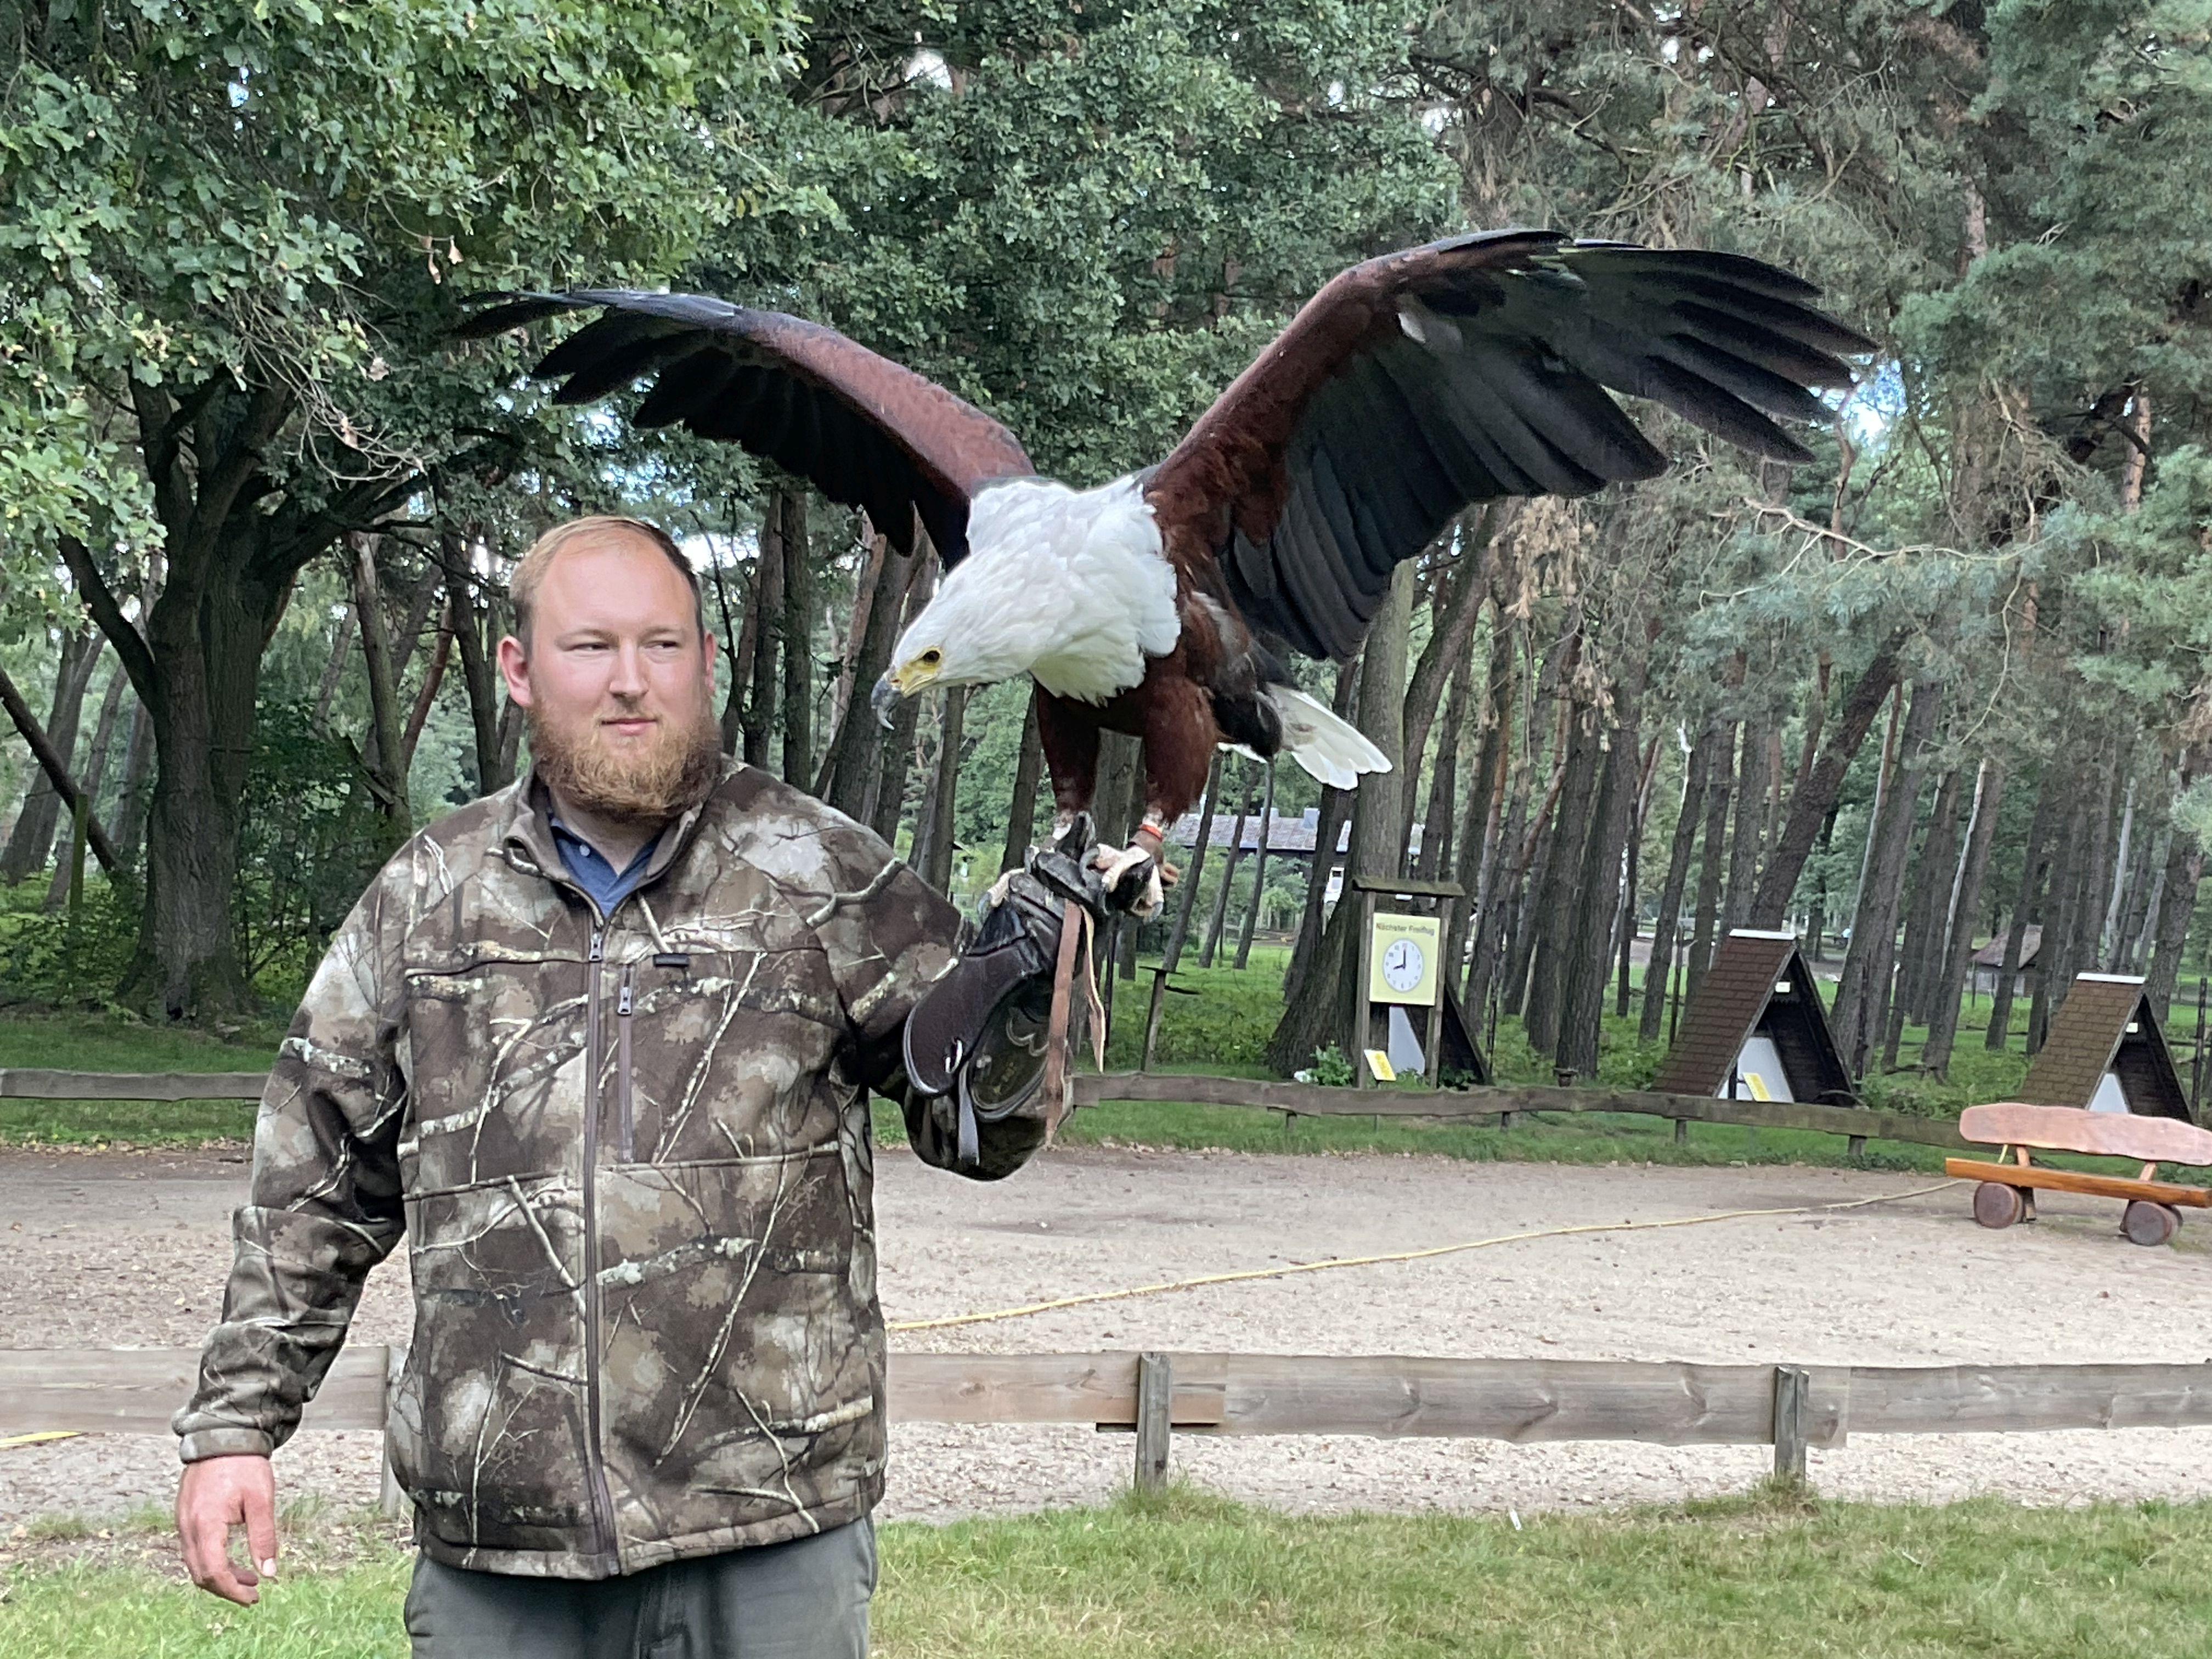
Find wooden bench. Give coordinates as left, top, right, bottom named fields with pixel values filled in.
left=1947, top=1102, right=2212, bottom=1246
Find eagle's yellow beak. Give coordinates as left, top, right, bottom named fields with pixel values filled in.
left=872, top=656, right=941, bottom=728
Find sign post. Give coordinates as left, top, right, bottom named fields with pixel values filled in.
left=1347, top=876, right=1462, bottom=1088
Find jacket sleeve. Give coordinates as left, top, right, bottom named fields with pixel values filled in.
left=173, top=870, right=410, bottom=1462
left=805, top=825, right=1047, bottom=1181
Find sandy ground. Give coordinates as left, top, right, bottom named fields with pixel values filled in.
left=7, top=1139, right=2212, bottom=1530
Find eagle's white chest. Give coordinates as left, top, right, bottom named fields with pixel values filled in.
left=954, top=476, right=1182, bottom=703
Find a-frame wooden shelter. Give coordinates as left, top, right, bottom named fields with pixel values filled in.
left=2018, top=973, right=2192, bottom=1122
left=1651, top=929, right=1854, bottom=1105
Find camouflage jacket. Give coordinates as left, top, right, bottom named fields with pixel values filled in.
left=174, top=762, right=1044, bottom=1578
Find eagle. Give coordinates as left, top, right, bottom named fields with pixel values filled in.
left=461, top=229, right=1870, bottom=910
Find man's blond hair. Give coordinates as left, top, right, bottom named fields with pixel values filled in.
left=509, top=516, right=705, bottom=647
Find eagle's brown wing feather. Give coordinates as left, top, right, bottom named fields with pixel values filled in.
left=459, top=291, right=1034, bottom=563
left=1144, top=230, right=1874, bottom=659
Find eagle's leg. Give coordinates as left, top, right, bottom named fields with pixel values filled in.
left=1091, top=813, right=1169, bottom=920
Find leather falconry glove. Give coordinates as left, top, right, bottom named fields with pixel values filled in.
left=903, top=815, right=1136, bottom=1165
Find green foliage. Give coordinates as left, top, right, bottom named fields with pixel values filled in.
left=0, top=878, right=139, bottom=1009
left=1305, top=1044, right=1356, bottom=1087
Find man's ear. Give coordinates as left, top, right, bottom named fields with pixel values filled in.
left=496, top=635, right=533, bottom=707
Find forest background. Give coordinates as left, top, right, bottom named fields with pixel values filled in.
left=4, top=0, right=2210, bottom=1110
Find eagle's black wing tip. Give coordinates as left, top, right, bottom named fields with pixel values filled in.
left=450, top=291, right=588, bottom=340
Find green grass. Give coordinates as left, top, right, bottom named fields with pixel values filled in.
left=8, top=1491, right=2212, bottom=1657
left=0, top=1013, right=276, bottom=1146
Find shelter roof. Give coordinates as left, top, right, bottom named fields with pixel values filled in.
left=1970, top=926, right=2042, bottom=971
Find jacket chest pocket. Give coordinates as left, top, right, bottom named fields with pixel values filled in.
left=402, top=950, right=585, bottom=1197
left=614, top=948, right=842, bottom=1168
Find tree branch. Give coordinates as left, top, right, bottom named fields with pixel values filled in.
left=56, top=537, right=160, bottom=713
left=0, top=663, right=123, bottom=875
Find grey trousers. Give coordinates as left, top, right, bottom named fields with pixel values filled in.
left=403, top=1519, right=877, bottom=1659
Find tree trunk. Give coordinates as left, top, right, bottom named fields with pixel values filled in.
left=1162, top=752, right=1224, bottom=975
left=311, top=607, right=356, bottom=732
left=443, top=539, right=508, bottom=796
left=1987, top=771, right=2055, bottom=1050
left=1281, top=658, right=1361, bottom=1010
left=1922, top=760, right=2006, bottom=1077
left=1882, top=765, right=1962, bottom=1069
left=112, top=701, right=154, bottom=867
left=0, top=664, right=122, bottom=875
left=1685, top=722, right=1737, bottom=995
left=1804, top=808, right=1837, bottom=961
left=780, top=492, right=815, bottom=787
left=347, top=533, right=412, bottom=836
left=999, top=694, right=1045, bottom=876
left=44, top=665, right=131, bottom=911
left=1417, top=651, right=1473, bottom=882
left=1234, top=762, right=1276, bottom=970
left=2028, top=778, right=2090, bottom=1054
left=1559, top=704, right=1637, bottom=1077
left=2145, top=765, right=2204, bottom=1023
left=1397, top=512, right=1496, bottom=845
left=1748, top=630, right=1910, bottom=927
left=399, top=602, right=455, bottom=777
left=1447, top=625, right=1515, bottom=1003
left=2101, top=776, right=2139, bottom=967
left=2, top=627, right=103, bottom=881
left=740, top=501, right=783, bottom=768
left=1722, top=718, right=1770, bottom=932
left=822, top=539, right=917, bottom=819
left=1268, top=563, right=1413, bottom=1074
left=1523, top=702, right=1602, bottom=1057
left=1200, top=766, right=1259, bottom=968
left=915, top=686, right=967, bottom=895
left=1640, top=725, right=1716, bottom=1043
left=1832, top=675, right=1941, bottom=1077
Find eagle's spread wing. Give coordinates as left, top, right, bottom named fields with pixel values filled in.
left=458, top=291, right=1034, bottom=563
left=1143, top=229, right=1875, bottom=659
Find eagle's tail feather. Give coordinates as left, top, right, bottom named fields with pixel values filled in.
left=1265, top=687, right=1391, bottom=791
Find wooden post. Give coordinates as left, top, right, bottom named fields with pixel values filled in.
left=378, top=1345, right=408, bottom=1520
left=1352, top=889, right=1378, bottom=1088
left=1133, top=1351, right=1172, bottom=1493
left=1427, top=895, right=1454, bottom=1087
left=1668, top=935, right=1684, bottom=1045
left=1674, top=1115, right=1689, bottom=1146
left=1141, top=969, right=1172, bottom=1073
left=1772, top=1364, right=1810, bottom=1482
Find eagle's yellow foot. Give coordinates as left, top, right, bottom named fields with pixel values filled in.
left=1091, top=841, right=1165, bottom=919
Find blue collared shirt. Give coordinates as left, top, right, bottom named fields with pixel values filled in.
left=549, top=816, right=663, bottom=918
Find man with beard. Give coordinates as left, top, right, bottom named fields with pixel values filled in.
left=172, top=517, right=1118, bottom=1656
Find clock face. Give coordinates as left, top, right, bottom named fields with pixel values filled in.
left=1382, top=938, right=1425, bottom=993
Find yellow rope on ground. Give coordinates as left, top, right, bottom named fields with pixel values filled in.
left=0, top=1431, right=81, bottom=1451
left=888, top=1178, right=1964, bottom=1334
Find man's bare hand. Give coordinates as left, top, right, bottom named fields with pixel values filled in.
left=177, top=1454, right=279, bottom=1606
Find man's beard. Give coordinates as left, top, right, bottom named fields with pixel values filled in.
left=526, top=689, right=724, bottom=829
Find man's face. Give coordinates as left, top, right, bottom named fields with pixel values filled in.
left=498, top=532, right=723, bottom=826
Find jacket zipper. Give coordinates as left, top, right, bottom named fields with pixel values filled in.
left=616, top=964, right=636, bottom=1163
left=578, top=919, right=620, bottom=1567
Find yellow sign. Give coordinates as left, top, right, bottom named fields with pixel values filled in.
left=1363, top=1048, right=1397, bottom=1082
left=1368, top=913, right=1442, bottom=1007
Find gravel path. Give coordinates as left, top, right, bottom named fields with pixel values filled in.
left=7, top=1140, right=2212, bottom=1528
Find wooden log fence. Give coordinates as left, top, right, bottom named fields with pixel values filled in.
left=9, top=1348, right=2212, bottom=1516
left=0, top=1069, right=1970, bottom=1153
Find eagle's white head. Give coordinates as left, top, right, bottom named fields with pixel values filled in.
left=872, top=476, right=1180, bottom=725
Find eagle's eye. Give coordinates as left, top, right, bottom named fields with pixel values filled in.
left=919, top=648, right=943, bottom=667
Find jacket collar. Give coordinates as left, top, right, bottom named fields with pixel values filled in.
left=496, top=757, right=743, bottom=894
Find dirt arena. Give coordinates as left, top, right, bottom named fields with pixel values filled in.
left=8, top=1138, right=2212, bottom=1526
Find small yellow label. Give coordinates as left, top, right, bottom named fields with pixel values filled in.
left=1745, top=1073, right=1774, bottom=1102
left=1363, top=1048, right=1396, bottom=1082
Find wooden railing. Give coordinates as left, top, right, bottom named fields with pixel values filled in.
left=7, top=1348, right=2209, bottom=1511
left=1, top=1069, right=1966, bottom=1153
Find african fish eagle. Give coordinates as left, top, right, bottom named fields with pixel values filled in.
left=461, top=229, right=1871, bottom=910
